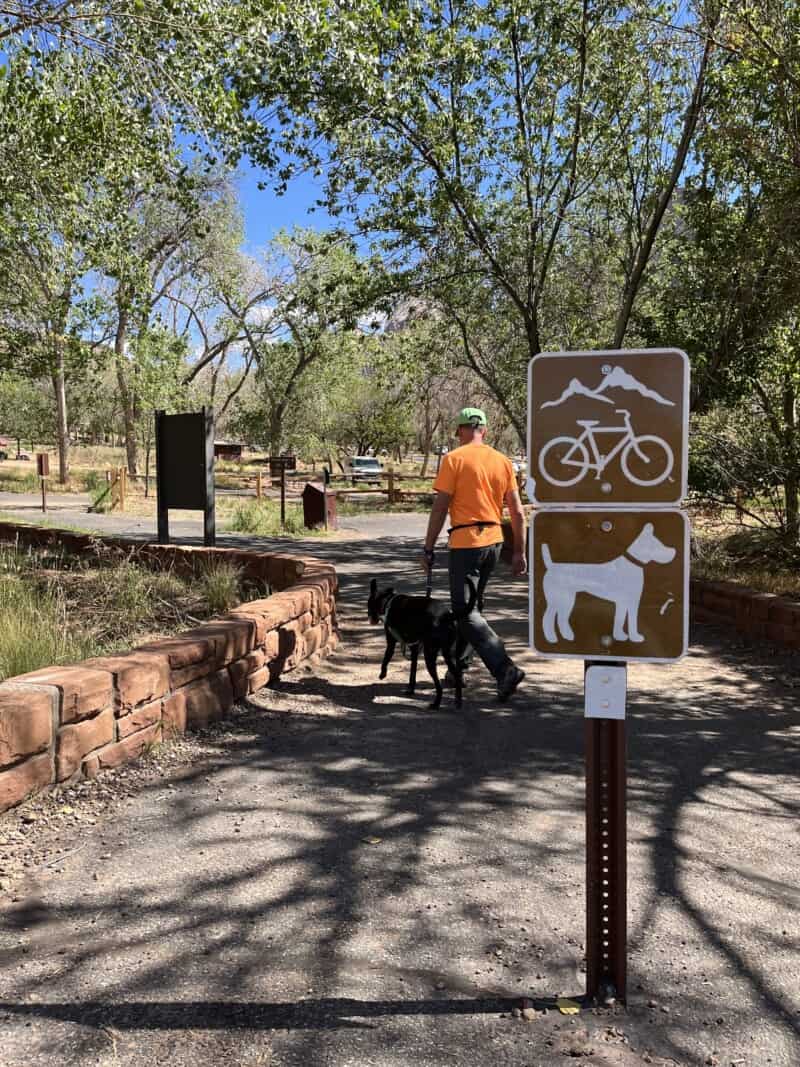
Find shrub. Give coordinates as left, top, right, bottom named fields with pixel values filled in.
left=197, top=557, right=241, bottom=615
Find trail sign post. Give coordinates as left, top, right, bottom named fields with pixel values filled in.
left=527, top=348, right=690, bottom=1006
left=36, top=452, right=49, bottom=513
left=269, top=456, right=295, bottom=528
left=155, top=408, right=215, bottom=546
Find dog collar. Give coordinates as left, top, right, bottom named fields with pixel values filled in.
left=623, top=549, right=644, bottom=565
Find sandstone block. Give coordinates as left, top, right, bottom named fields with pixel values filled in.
left=83, top=652, right=170, bottom=712
left=0, top=753, right=53, bottom=813
left=56, top=708, right=115, bottom=781
left=118, top=698, right=163, bottom=739
left=13, top=667, right=112, bottom=725
left=0, top=685, right=54, bottom=769
left=204, top=616, right=258, bottom=661
left=768, top=600, right=800, bottom=627
left=227, top=607, right=270, bottom=645
left=302, top=623, right=325, bottom=658
left=177, top=669, right=234, bottom=730
left=228, top=650, right=267, bottom=699
left=261, top=630, right=280, bottom=659
left=248, top=666, right=270, bottom=693
left=163, top=691, right=187, bottom=736
left=83, top=722, right=161, bottom=779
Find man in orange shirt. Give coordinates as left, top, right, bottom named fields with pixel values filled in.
left=422, top=407, right=526, bottom=702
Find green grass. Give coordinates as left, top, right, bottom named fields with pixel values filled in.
left=336, top=495, right=431, bottom=516
left=224, top=498, right=320, bottom=537
left=0, top=543, right=241, bottom=681
left=0, top=468, right=40, bottom=493
left=0, top=546, right=97, bottom=679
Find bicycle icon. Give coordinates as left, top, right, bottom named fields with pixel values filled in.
left=538, top=409, right=674, bottom=487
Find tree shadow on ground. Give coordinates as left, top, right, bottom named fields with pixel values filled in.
left=0, top=531, right=798, bottom=1066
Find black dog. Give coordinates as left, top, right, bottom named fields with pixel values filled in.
left=367, top=577, right=477, bottom=709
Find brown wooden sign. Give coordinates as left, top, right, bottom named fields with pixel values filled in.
left=269, top=455, right=296, bottom=474
left=529, top=510, right=689, bottom=661
left=527, top=349, right=688, bottom=506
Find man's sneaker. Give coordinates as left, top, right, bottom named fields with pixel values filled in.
left=497, top=665, right=525, bottom=702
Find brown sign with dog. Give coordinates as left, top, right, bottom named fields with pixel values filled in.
left=529, top=509, right=689, bottom=661
left=527, top=348, right=688, bottom=506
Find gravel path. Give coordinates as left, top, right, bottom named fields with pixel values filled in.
left=0, top=510, right=799, bottom=1066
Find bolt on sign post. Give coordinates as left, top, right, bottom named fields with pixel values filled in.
left=155, top=408, right=216, bottom=546
left=527, top=349, right=690, bottom=1006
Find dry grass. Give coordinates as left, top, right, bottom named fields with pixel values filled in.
left=690, top=508, right=800, bottom=599
left=0, top=542, right=269, bottom=682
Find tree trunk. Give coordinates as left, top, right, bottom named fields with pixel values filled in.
left=783, top=372, right=798, bottom=544
left=114, top=301, right=138, bottom=476
left=51, top=347, right=70, bottom=484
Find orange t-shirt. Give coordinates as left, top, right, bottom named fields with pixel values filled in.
left=433, top=443, right=515, bottom=549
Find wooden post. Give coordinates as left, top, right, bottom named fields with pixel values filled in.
left=118, top=466, right=126, bottom=512
left=154, top=410, right=169, bottom=544
left=41, top=477, right=47, bottom=513
left=256, top=471, right=263, bottom=500
left=280, top=465, right=286, bottom=528
left=388, top=466, right=395, bottom=505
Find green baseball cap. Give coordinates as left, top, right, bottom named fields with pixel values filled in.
left=457, top=406, right=487, bottom=427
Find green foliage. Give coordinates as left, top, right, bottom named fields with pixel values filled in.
left=226, top=499, right=310, bottom=537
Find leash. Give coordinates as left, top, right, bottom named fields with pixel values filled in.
left=423, top=548, right=435, bottom=599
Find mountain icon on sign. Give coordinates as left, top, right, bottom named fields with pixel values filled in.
left=540, top=365, right=675, bottom=409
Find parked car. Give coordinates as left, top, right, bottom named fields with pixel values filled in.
left=0, top=450, right=7, bottom=461
left=347, top=455, right=383, bottom=485
left=15, top=451, right=31, bottom=461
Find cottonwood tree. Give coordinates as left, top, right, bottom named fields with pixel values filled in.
left=227, top=0, right=719, bottom=427
left=197, top=229, right=388, bottom=454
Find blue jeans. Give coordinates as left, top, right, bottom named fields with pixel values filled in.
left=448, top=543, right=514, bottom=682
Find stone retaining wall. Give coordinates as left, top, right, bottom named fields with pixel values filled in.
left=0, top=524, right=339, bottom=813
left=690, top=578, right=800, bottom=647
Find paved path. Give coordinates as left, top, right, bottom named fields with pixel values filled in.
left=1, top=508, right=799, bottom=1065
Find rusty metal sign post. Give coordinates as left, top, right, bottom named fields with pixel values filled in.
left=269, top=456, right=296, bottom=529
left=527, top=348, right=690, bottom=1006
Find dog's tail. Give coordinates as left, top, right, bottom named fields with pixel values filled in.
left=541, top=543, right=552, bottom=569
left=452, top=576, right=478, bottom=619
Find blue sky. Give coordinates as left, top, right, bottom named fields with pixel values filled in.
left=235, top=157, right=330, bottom=254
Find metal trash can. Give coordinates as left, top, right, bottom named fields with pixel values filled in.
left=302, top=483, right=337, bottom=530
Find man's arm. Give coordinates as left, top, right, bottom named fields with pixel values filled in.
left=505, top=487, right=527, bottom=576
left=421, top=490, right=451, bottom=569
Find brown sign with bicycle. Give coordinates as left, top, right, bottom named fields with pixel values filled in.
left=527, top=349, right=688, bottom=506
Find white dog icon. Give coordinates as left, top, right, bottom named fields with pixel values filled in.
left=541, top=522, right=676, bottom=644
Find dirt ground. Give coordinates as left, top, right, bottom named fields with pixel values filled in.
left=1, top=513, right=799, bottom=1066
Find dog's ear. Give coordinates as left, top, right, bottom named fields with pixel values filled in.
left=642, top=522, right=654, bottom=535
left=370, top=578, right=377, bottom=595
